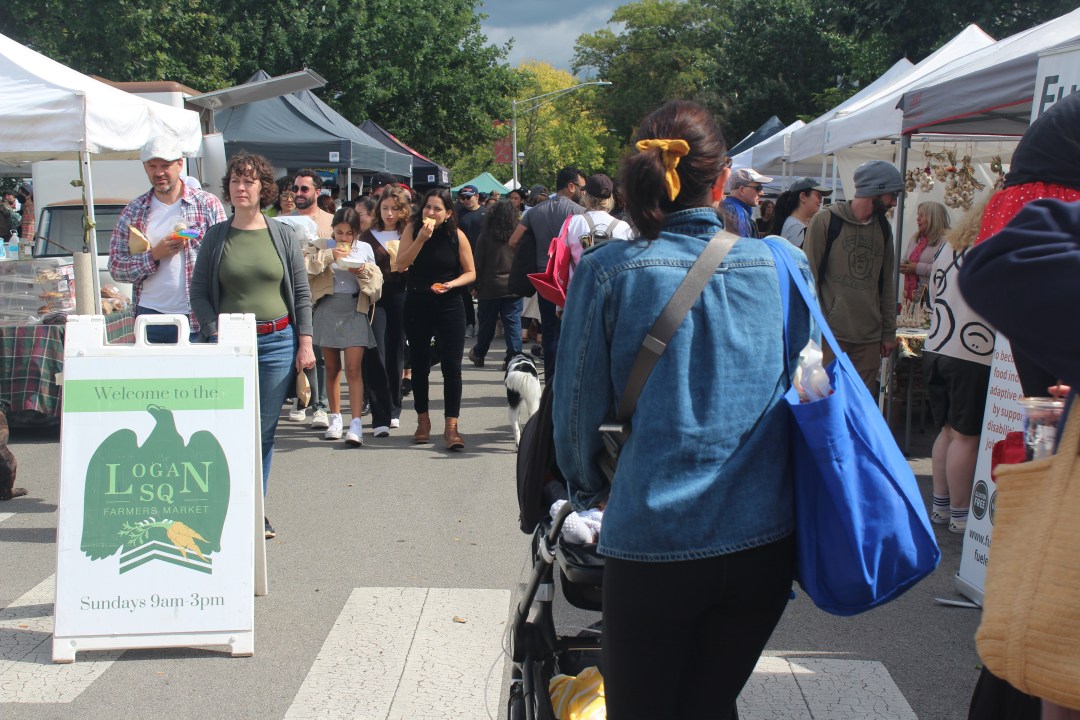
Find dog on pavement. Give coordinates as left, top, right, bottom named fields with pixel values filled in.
left=505, top=354, right=541, bottom=447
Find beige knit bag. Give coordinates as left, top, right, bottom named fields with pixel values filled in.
left=977, top=402, right=1080, bottom=709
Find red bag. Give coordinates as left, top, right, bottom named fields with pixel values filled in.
left=528, top=232, right=573, bottom=307
left=990, top=431, right=1027, bottom=480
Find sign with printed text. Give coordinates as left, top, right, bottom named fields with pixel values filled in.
left=53, top=315, right=263, bottom=661
left=956, top=337, right=1024, bottom=605
left=1031, top=44, right=1080, bottom=122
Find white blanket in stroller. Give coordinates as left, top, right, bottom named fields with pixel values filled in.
left=551, top=500, right=603, bottom=544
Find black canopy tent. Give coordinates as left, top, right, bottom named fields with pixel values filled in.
left=359, top=119, right=450, bottom=189
left=726, top=115, right=786, bottom=158
left=215, top=71, right=412, bottom=178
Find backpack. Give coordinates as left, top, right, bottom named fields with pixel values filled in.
left=818, top=209, right=892, bottom=293
left=578, top=213, right=626, bottom=253
left=528, top=213, right=627, bottom=308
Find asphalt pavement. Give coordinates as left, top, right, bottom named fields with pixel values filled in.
left=1, top=348, right=982, bottom=719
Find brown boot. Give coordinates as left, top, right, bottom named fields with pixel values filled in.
left=444, top=417, right=465, bottom=451
left=413, top=412, right=431, bottom=444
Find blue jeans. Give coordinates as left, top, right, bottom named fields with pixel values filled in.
left=257, top=324, right=297, bottom=495
left=537, top=294, right=561, bottom=384
left=473, top=297, right=523, bottom=362
left=135, top=305, right=200, bottom=343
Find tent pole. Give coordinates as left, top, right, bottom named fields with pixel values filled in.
left=75, top=151, right=103, bottom=315
left=347, top=168, right=352, bottom=201
left=830, top=155, right=838, bottom=200
left=821, top=156, right=827, bottom=182
left=894, top=135, right=911, bottom=302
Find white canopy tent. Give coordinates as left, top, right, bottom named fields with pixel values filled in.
left=0, top=32, right=203, bottom=313
left=818, top=25, right=995, bottom=157
left=898, top=8, right=1080, bottom=136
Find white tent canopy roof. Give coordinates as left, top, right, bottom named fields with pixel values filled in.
left=0, top=32, right=202, bottom=162
left=898, top=7, right=1080, bottom=135
left=815, top=24, right=995, bottom=157
left=787, top=57, right=916, bottom=165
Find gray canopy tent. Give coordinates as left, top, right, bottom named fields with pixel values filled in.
left=215, top=71, right=412, bottom=179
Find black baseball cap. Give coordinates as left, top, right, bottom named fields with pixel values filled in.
left=370, top=172, right=395, bottom=189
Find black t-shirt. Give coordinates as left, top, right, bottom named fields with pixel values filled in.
left=457, top=206, right=486, bottom=244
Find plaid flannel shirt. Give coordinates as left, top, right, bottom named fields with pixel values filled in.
left=108, top=185, right=227, bottom=332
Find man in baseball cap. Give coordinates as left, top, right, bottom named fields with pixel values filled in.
left=779, top=177, right=833, bottom=248
left=803, top=159, right=903, bottom=392
left=369, top=172, right=396, bottom=198
left=108, top=136, right=227, bottom=343
left=721, top=167, right=773, bottom=237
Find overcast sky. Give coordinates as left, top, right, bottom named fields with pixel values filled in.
left=478, top=2, right=624, bottom=73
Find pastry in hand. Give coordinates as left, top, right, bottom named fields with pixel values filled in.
left=128, top=226, right=152, bottom=254
left=422, top=217, right=437, bottom=231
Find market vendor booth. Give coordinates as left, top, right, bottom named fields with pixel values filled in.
left=0, top=31, right=202, bottom=424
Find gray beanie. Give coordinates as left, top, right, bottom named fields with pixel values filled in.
left=853, top=160, right=905, bottom=198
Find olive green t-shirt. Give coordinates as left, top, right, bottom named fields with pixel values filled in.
left=218, top=227, right=289, bottom=321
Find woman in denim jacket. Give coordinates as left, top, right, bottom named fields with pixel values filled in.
left=553, top=100, right=815, bottom=719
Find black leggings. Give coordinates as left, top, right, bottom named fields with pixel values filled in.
left=405, top=291, right=465, bottom=417
left=601, top=535, right=795, bottom=719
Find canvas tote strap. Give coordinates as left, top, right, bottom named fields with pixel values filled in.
left=616, top=229, right=739, bottom=421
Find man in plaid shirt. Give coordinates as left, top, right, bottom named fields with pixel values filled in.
left=109, top=137, right=227, bottom=343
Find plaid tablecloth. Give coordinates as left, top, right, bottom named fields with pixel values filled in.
left=0, top=309, right=135, bottom=420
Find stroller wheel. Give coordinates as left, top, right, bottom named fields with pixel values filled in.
left=508, top=682, right=525, bottom=720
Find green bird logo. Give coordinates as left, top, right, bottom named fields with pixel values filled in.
left=81, top=405, right=230, bottom=574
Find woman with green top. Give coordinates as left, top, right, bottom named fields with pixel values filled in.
left=190, top=152, right=315, bottom=540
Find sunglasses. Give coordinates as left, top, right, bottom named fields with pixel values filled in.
left=747, top=185, right=764, bottom=192
left=292, top=185, right=314, bottom=193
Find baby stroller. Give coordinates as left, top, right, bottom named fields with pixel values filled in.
left=508, top=387, right=605, bottom=719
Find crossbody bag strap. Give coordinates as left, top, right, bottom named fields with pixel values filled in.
left=616, top=229, right=740, bottom=422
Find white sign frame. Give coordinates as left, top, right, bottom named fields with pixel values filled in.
left=53, top=314, right=266, bottom=662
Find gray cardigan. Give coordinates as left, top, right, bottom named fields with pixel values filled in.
left=190, top=214, right=314, bottom=339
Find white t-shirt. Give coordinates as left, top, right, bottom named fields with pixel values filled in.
left=925, top=243, right=994, bottom=365
left=138, top=197, right=188, bottom=313
left=781, top=215, right=806, bottom=248
left=329, top=238, right=374, bottom=294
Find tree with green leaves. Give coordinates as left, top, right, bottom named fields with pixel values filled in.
left=0, top=0, right=519, bottom=167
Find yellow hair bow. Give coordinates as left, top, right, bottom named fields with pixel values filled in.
left=635, top=138, right=690, bottom=201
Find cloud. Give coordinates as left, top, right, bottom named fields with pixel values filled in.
left=479, top=2, right=621, bottom=72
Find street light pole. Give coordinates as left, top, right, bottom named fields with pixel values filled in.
left=511, top=80, right=611, bottom=189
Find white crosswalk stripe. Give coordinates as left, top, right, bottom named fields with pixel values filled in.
left=741, top=656, right=917, bottom=719
left=0, top=513, right=14, bottom=525
left=284, top=587, right=511, bottom=720
left=0, top=575, right=121, bottom=703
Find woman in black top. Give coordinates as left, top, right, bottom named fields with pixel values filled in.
left=397, top=188, right=477, bottom=450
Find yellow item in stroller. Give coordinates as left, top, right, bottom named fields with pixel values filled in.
left=549, top=666, right=606, bottom=720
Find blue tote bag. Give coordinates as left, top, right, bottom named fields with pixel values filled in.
left=766, top=238, right=940, bottom=616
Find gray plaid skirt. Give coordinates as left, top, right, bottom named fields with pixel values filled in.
left=312, top=293, right=376, bottom=349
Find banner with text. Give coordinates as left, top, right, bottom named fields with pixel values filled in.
left=956, top=337, right=1025, bottom=604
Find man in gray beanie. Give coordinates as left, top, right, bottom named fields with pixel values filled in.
left=803, top=159, right=902, bottom=394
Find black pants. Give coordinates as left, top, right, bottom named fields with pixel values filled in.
left=405, top=290, right=465, bottom=417
left=601, top=535, right=795, bottom=720
left=462, top=291, right=476, bottom=327
left=378, top=287, right=407, bottom=418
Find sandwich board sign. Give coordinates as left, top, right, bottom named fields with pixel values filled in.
left=53, top=314, right=266, bottom=662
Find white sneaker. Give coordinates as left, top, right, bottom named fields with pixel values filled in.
left=373, top=425, right=390, bottom=438
left=390, top=418, right=400, bottom=429
left=324, top=414, right=343, bottom=440
left=949, top=517, right=967, bottom=534
left=345, top=418, right=363, bottom=446
left=930, top=507, right=950, bottom=525
left=288, top=408, right=307, bottom=422
left=311, top=409, right=330, bottom=429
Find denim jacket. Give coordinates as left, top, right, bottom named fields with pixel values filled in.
left=553, top=208, right=817, bottom=561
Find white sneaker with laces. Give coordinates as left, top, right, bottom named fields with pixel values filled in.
left=311, top=409, right=330, bottom=429
left=288, top=408, right=307, bottom=422
left=324, top=414, right=343, bottom=440
left=345, top=418, right=363, bottom=446
left=373, top=425, right=390, bottom=438
left=390, top=418, right=400, bottom=429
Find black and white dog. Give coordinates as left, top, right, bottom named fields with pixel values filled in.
left=504, top=354, right=542, bottom=447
